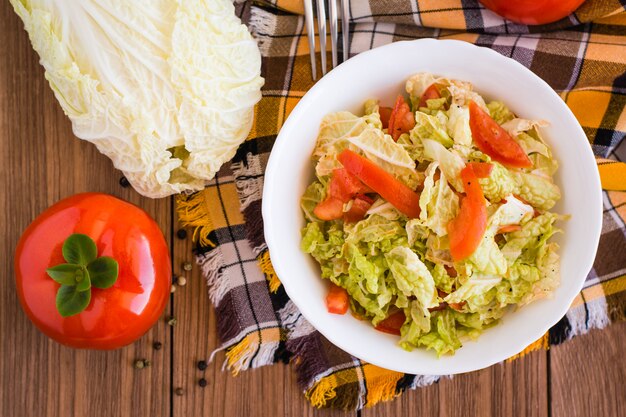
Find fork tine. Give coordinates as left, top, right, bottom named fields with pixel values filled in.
left=340, top=0, right=349, bottom=62
left=328, top=0, right=339, bottom=68
left=316, top=0, right=327, bottom=76
left=303, top=0, right=317, bottom=80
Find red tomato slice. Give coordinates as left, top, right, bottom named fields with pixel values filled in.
left=388, top=96, right=415, bottom=141
left=314, top=168, right=372, bottom=221
left=343, top=195, right=373, bottom=223
left=469, top=101, right=532, bottom=169
left=467, top=162, right=494, bottom=178
left=375, top=310, right=406, bottom=335
left=330, top=168, right=372, bottom=201
left=338, top=150, right=421, bottom=218
left=399, top=111, right=416, bottom=134
left=447, top=164, right=488, bottom=261
left=326, top=283, right=349, bottom=315
left=418, top=83, right=442, bottom=109
left=313, top=197, right=344, bottom=221
left=380, top=106, right=392, bottom=129
left=497, top=224, right=522, bottom=234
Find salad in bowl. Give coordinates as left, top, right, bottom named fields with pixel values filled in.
left=300, top=73, right=564, bottom=357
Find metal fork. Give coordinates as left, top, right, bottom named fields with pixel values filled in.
left=303, top=0, right=350, bottom=81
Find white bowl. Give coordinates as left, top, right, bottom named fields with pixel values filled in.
left=262, top=39, right=602, bottom=375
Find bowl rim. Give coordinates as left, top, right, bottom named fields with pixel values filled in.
left=262, top=38, right=602, bottom=374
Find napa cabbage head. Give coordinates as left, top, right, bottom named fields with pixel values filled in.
left=10, top=0, right=264, bottom=197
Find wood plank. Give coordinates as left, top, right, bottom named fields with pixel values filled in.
left=362, top=350, right=548, bottom=417
left=171, top=226, right=354, bottom=417
left=551, top=323, right=626, bottom=417
left=0, top=3, right=172, bottom=417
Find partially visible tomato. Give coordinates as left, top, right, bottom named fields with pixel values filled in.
left=326, top=283, right=349, bottom=315
left=467, top=162, right=494, bottom=178
left=469, top=101, right=532, bottom=169
left=375, top=310, right=406, bottom=335
left=448, top=165, right=488, bottom=261
left=313, top=197, right=344, bottom=221
left=314, top=168, right=371, bottom=221
left=338, top=149, right=421, bottom=218
left=380, top=106, right=393, bottom=129
left=418, top=83, right=442, bottom=109
left=479, top=0, right=585, bottom=25
left=343, top=194, right=374, bottom=223
left=14, top=193, right=171, bottom=350
left=388, top=95, right=415, bottom=141
left=330, top=168, right=371, bottom=201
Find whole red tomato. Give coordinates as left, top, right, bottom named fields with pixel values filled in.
left=15, top=193, right=171, bottom=349
left=479, top=0, right=586, bottom=25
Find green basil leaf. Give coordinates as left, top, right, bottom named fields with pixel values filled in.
left=75, top=268, right=91, bottom=292
left=62, top=233, right=98, bottom=265
left=88, top=257, right=119, bottom=289
left=46, top=263, right=81, bottom=285
left=56, top=284, right=91, bottom=317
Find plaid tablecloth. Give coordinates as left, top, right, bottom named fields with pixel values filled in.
left=177, top=0, right=626, bottom=409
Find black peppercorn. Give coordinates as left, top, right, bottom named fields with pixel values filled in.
left=198, top=378, right=208, bottom=388
left=176, top=228, right=188, bottom=239
left=174, top=387, right=184, bottom=396
left=197, top=360, right=208, bottom=371
left=119, top=176, right=130, bottom=188
left=153, top=341, right=162, bottom=350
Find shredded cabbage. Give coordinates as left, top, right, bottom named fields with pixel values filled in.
left=301, top=73, right=565, bottom=357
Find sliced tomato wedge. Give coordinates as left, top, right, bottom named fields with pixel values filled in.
left=447, top=164, right=488, bottom=261
left=338, top=149, right=421, bottom=218
left=314, top=168, right=371, bottom=221
left=467, top=162, right=494, bottom=178
left=380, top=106, right=392, bottom=129
left=388, top=95, right=415, bottom=141
left=313, top=197, right=344, bottom=221
left=469, top=101, right=532, bottom=169
left=497, top=224, right=522, bottom=234
left=418, top=83, right=442, bottom=109
left=343, top=194, right=374, bottom=223
left=329, top=168, right=371, bottom=201
left=375, top=310, right=406, bottom=336
left=326, top=283, right=349, bottom=315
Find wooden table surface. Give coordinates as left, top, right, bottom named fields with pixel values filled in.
left=1, top=3, right=624, bottom=417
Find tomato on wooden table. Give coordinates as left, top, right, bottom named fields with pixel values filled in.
left=479, top=0, right=586, bottom=25
left=375, top=310, right=406, bottom=335
left=326, top=283, right=349, bottom=315
left=338, top=149, right=421, bottom=218
left=469, top=101, right=532, bottom=169
left=15, top=193, right=171, bottom=349
left=447, top=164, right=488, bottom=261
